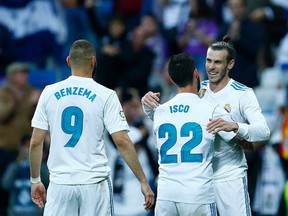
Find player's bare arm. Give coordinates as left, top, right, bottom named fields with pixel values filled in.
left=29, top=128, right=47, bottom=208
left=141, top=91, right=161, bottom=109
left=111, top=131, right=155, bottom=210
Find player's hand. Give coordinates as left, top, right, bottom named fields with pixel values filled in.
left=207, top=118, right=238, bottom=134
left=141, top=182, right=155, bottom=211
left=31, top=182, right=46, bottom=208
left=141, top=91, right=160, bottom=109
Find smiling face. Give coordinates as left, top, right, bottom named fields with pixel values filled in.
left=205, top=48, right=234, bottom=90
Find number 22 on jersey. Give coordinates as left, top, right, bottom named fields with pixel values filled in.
left=159, top=122, right=203, bottom=164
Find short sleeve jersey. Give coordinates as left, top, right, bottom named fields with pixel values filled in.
left=153, top=93, right=235, bottom=204
left=32, top=76, right=129, bottom=184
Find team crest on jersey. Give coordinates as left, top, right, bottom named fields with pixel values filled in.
left=198, top=88, right=206, bottom=98
left=119, top=109, right=126, bottom=121
left=224, top=104, right=231, bottom=113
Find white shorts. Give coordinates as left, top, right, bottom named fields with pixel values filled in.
left=44, top=178, right=114, bottom=216
left=155, top=200, right=217, bottom=216
left=214, top=176, right=251, bottom=216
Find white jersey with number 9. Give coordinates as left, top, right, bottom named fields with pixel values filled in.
left=32, top=76, right=129, bottom=185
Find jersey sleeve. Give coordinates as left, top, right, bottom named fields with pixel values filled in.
left=104, top=91, right=130, bottom=134
left=31, top=87, right=49, bottom=130
left=142, top=104, right=155, bottom=120
left=212, top=106, right=236, bottom=142
left=237, top=89, right=270, bottom=142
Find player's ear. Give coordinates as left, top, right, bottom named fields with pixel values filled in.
left=193, top=68, right=201, bottom=91
left=66, top=56, right=71, bottom=67
left=193, top=68, right=199, bottom=79
left=91, top=56, right=97, bottom=68
left=227, top=59, right=235, bottom=70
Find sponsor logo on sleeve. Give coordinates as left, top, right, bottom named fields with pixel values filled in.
left=119, top=109, right=126, bottom=121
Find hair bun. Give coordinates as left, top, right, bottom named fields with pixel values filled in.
left=223, top=35, right=230, bottom=43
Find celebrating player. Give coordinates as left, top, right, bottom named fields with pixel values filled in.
left=142, top=36, right=270, bottom=215
left=148, top=53, right=236, bottom=216
left=29, top=39, right=154, bottom=216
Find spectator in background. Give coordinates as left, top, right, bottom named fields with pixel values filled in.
left=248, top=0, right=288, bottom=69
left=1, top=134, right=49, bottom=216
left=0, top=23, right=15, bottom=81
left=217, top=0, right=265, bottom=88
left=0, top=62, right=41, bottom=216
left=275, top=19, right=288, bottom=97
left=152, top=0, right=190, bottom=55
left=118, top=27, right=155, bottom=97
left=177, top=0, right=218, bottom=79
left=0, top=87, right=17, bottom=216
left=0, top=0, right=66, bottom=71
left=139, top=13, right=168, bottom=92
left=60, top=0, right=97, bottom=72
left=85, top=0, right=130, bottom=90
left=114, top=0, right=143, bottom=32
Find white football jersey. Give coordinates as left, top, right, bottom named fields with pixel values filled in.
left=153, top=93, right=235, bottom=204
left=201, top=79, right=270, bottom=181
left=32, top=76, right=129, bottom=184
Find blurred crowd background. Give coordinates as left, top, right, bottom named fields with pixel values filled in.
left=0, top=0, right=288, bottom=215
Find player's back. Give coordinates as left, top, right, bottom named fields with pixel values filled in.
left=153, top=93, right=218, bottom=204
left=33, top=76, right=128, bottom=185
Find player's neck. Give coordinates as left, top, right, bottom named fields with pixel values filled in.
left=72, top=70, right=92, bottom=78
left=209, top=77, right=230, bottom=93
left=179, top=86, right=198, bottom=94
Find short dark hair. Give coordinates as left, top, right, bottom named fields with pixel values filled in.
left=69, top=39, right=96, bottom=66
left=168, top=53, right=196, bottom=87
left=209, top=35, right=236, bottom=63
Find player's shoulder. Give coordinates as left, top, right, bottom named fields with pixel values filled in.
left=93, top=81, right=114, bottom=94
left=228, top=80, right=251, bottom=92
left=43, top=79, right=66, bottom=93
left=201, top=79, right=252, bottom=92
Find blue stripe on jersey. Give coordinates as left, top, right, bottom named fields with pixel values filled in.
left=107, top=178, right=115, bottom=216
left=242, top=177, right=252, bottom=216
left=210, top=203, right=217, bottom=216
left=230, top=81, right=248, bottom=91
left=201, top=80, right=209, bottom=86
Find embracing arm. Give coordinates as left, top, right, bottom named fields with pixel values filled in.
left=207, top=90, right=270, bottom=142
left=236, top=90, right=270, bottom=142
left=141, top=91, right=161, bottom=120
left=207, top=90, right=270, bottom=150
